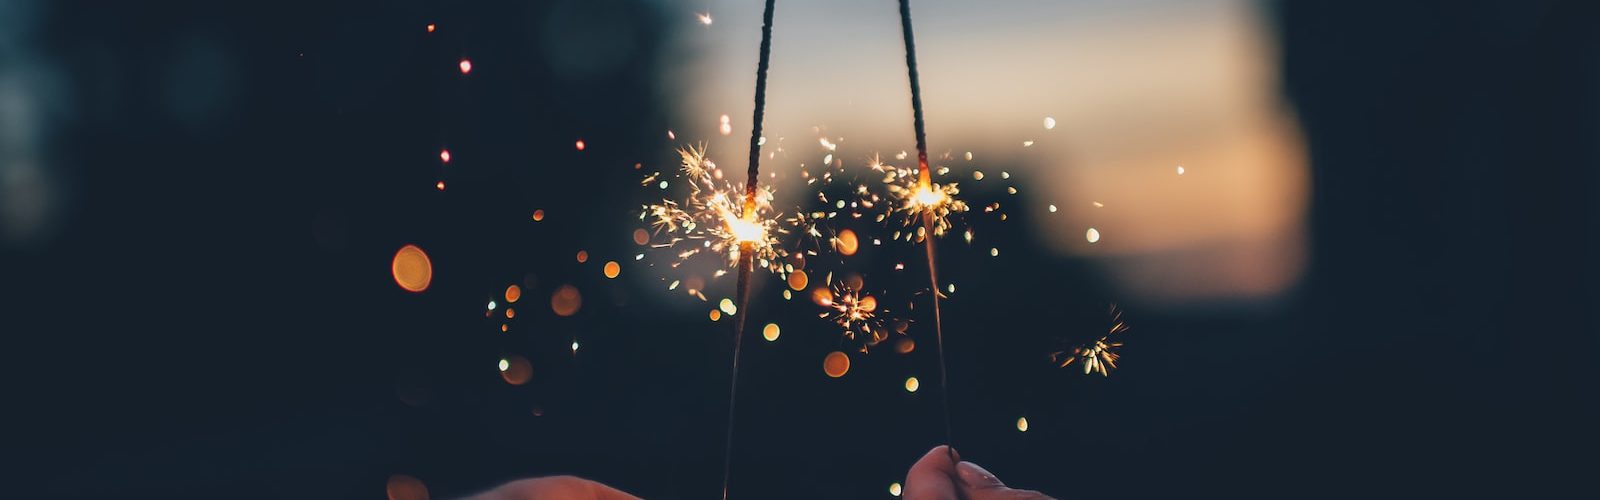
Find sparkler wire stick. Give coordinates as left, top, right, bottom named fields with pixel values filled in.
left=723, top=0, right=776, bottom=498
left=897, top=0, right=957, bottom=457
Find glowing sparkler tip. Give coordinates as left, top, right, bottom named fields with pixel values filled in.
left=724, top=215, right=766, bottom=244
left=912, top=185, right=946, bottom=207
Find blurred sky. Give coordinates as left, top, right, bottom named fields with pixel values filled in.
left=656, top=0, right=1307, bottom=305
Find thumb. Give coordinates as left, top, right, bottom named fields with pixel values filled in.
left=956, top=462, right=1054, bottom=500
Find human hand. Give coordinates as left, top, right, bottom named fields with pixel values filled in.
left=904, top=445, right=1054, bottom=500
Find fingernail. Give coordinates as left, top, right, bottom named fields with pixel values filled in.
left=957, top=461, right=1003, bottom=489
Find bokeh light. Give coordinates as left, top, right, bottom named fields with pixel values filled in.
left=810, top=287, right=833, bottom=307
left=895, top=338, right=916, bottom=354
left=532, top=209, right=545, bottom=221
left=1016, top=416, right=1029, bottom=432
left=787, top=269, right=808, bottom=291
left=576, top=250, right=589, bottom=263
left=458, top=58, right=472, bottom=74
left=762, top=323, right=780, bottom=341
left=551, top=285, right=582, bottom=317
left=603, top=261, right=620, bottom=279
left=504, top=285, right=521, bottom=303
left=904, top=376, right=919, bottom=393
left=889, top=482, right=902, bottom=497
left=391, top=244, right=432, bottom=293
left=834, top=229, right=859, bottom=256
left=823, top=351, right=850, bottom=378
left=498, top=355, right=532, bottom=385
left=719, top=298, right=736, bottom=316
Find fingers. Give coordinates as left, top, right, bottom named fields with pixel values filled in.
left=955, top=461, right=1054, bottom=500
left=904, top=445, right=961, bottom=500
left=469, top=476, right=640, bottom=500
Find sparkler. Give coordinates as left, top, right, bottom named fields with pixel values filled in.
left=813, top=274, right=891, bottom=351
left=1051, top=304, right=1131, bottom=376
left=641, top=143, right=783, bottom=271
left=897, top=0, right=959, bottom=453
left=721, top=1, right=777, bottom=498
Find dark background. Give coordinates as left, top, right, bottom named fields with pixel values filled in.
left=2, top=0, right=1595, bottom=498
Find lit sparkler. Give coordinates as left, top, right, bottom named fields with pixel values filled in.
left=1051, top=304, right=1131, bottom=376
left=813, top=275, right=890, bottom=350
left=641, top=143, right=786, bottom=271
left=876, top=155, right=968, bottom=239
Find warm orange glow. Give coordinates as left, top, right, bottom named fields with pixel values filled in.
left=762, top=323, right=780, bottom=341
left=632, top=228, right=649, bottom=245
left=439, top=149, right=450, bottom=163
left=842, top=273, right=864, bottom=292
left=1016, top=417, right=1029, bottom=432
left=724, top=214, right=765, bottom=243
left=386, top=474, right=430, bottom=500
left=425, top=23, right=435, bottom=33
left=575, top=139, right=586, bottom=151
left=391, top=245, right=433, bottom=293
left=575, top=250, right=589, bottom=263
left=810, top=287, right=833, bottom=307
left=912, top=184, right=947, bottom=207
left=857, top=295, right=877, bottom=312
left=498, top=355, right=532, bottom=385
left=895, top=338, right=916, bottom=354
left=603, top=261, right=620, bottom=279
left=787, top=269, right=808, bottom=291
left=458, top=58, right=472, bottom=74
left=823, top=351, right=850, bottom=378
left=434, top=181, right=445, bottom=191
left=904, top=376, right=919, bottom=393
left=504, top=308, right=515, bottom=319
left=551, top=285, right=582, bottom=317
left=834, top=229, right=859, bottom=256
left=531, top=209, right=545, bottom=221
left=709, top=309, right=721, bottom=322
left=889, top=482, right=902, bottom=497
left=504, top=285, right=521, bottom=303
